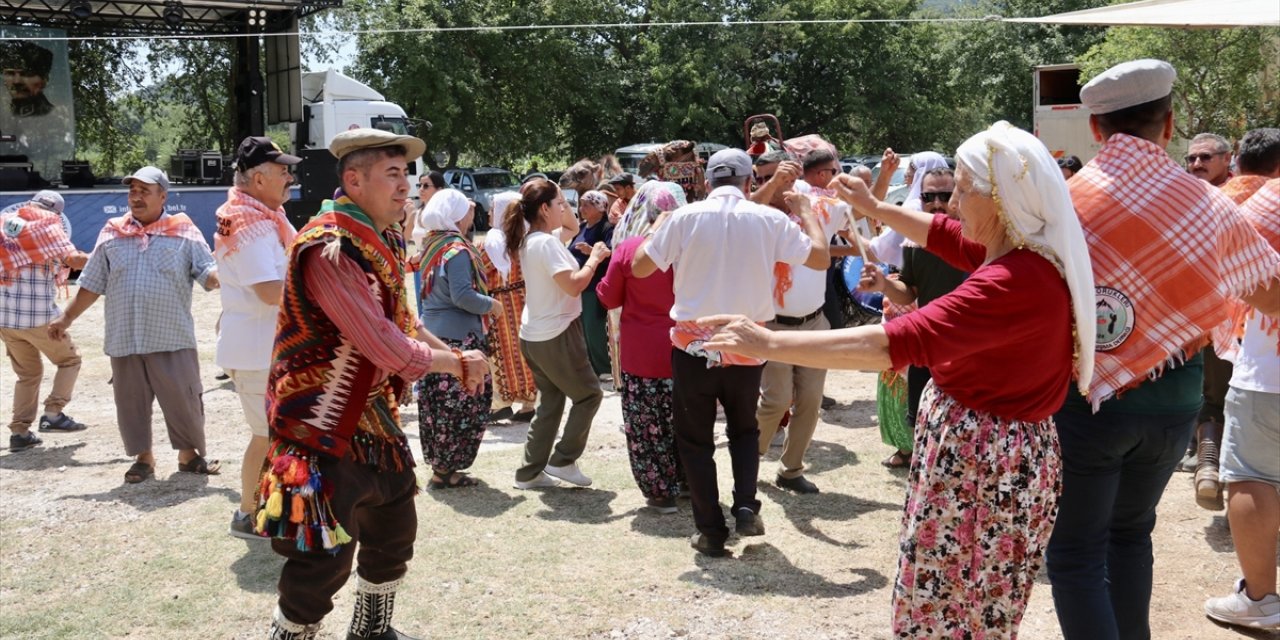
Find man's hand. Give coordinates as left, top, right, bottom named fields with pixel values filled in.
left=63, top=251, right=89, bottom=270
left=47, top=313, right=71, bottom=340
left=783, top=191, right=811, bottom=216
left=697, top=314, right=773, bottom=359
left=205, top=271, right=221, bottom=289
left=830, top=174, right=878, bottom=213
left=460, top=349, right=488, bottom=395
left=880, top=148, right=900, bottom=176
left=770, top=161, right=802, bottom=192
left=607, top=206, right=623, bottom=226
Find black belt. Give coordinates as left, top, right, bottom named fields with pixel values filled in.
left=774, top=309, right=822, bottom=326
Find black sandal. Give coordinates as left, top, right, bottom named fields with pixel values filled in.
left=124, top=461, right=154, bottom=484
left=881, top=451, right=911, bottom=469
left=428, top=471, right=478, bottom=489
left=178, top=455, right=221, bottom=475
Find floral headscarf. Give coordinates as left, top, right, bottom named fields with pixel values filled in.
left=611, top=180, right=688, bottom=247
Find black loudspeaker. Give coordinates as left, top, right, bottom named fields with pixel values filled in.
left=170, top=150, right=201, bottom=183
left=200, top=152, right=223, bottom=183
left=0, top=164, right=31, bottom=190
left=296, top=148, right=338, bottom=202
left=61, top=161, right=94, bottom=188
left=283, top=198, right=322, bottom=229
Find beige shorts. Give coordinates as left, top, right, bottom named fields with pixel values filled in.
left=227, top=368, right=270, bottom=438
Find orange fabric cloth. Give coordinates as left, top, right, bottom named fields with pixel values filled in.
left=771, top=194, right=833, bottom=307
left=0, top=205, right=75, bottom=285
left=213, top=187, right=297, bottom=259
left=1239, top=178, right=1280, bottom=351
left=94, top=212, right=207, bottom=252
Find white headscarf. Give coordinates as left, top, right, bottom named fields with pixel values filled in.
left=955, top=121, right=1096, bottom=390
left=902, top=151, right=949, bottom=211
left=420, top=189, right=471, bottom=233
left=483, top=190, right=522, bottom=281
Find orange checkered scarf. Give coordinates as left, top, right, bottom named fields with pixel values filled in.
left=1221, top=175, right=1269, bottom=205
left=0, top=204, right=76, bottom=286
left=1071, top=135, right=1280, bottom=407
left=213, top=187, right=296, bottom=259
left=94, top=212, right=207, bottom=253
left=1238, top=179, right=1280, bottom=352
left=1214, top=174, right=1272, bottom=357
left=771, top=191, right=834, bottom=307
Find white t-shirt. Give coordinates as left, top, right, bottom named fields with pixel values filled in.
left=1229, top=313, right=1279, bottom=394
left=646, top=186, right=813, bottom=322
left=215, top=234, right=287, bottom=371
left=519, top=231, right=582, bottom=342
left=776, top=195, right=848, bottom=317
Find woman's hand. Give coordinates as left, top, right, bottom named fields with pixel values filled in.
left=830, top=174, right=879, bottom=214
left=589, top=242, right=612, bottom=263
left=858, top=263, right=887, bottom=292
left=696, top=314, right=774, bottom=359
left=880, top=147, right=900, bottom=176
left=488, top=300, right=504, bottom=316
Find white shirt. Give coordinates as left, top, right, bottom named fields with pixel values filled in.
left=869, top=227, right=906, bottom=268
left=1230, top=313, right=1279, bottom=394
left=645, top=185, right=813, bottom=322
left=215, top=234, right=286, bottom=370
left=519, top=231, right=582, bottom=342
left=775, top=195, right=848, bottom=317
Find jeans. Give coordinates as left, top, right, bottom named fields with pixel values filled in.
left=1046, top=408, right=1197, bottom=640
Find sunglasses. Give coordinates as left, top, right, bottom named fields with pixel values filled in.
left=755, top=172, right=775, bottom=183
left=920, top=191, right=952, bottom=204
left=1185, top=152, right=1223, bottom=164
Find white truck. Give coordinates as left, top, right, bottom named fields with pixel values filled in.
left=1033, top=64, right=1101, bottom=165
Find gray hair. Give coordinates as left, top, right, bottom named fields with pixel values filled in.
left=233, top=164, right=267, bottom=188
left=1190, top=132, right=1231, bottom=154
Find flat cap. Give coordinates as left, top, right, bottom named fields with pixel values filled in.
left=329, top=128, right=426, bottom=162
left=1080, top=59, right=1176, bottom=115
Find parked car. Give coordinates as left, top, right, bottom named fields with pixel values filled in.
left=442, top=167, right=520, bottom=231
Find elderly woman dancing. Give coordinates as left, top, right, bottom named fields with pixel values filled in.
left=412, top=189, right=498, bottom=488
left=699, top=122, right=1095, bottom=638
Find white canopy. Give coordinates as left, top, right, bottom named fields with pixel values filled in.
left=1009, top=0, right=1280, bottom=28
left=300, top=70, right=385, bottom=104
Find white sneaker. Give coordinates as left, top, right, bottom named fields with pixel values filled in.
left=544, top=463, right=592, bottom=487
left=513, top=472, right=561, bottom=490
left=1205, top=579, right=1280, bottom=629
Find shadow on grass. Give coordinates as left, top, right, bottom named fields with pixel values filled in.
left=1202, top=515, right=1234, bottom=554
left=800, top=440, right=859, bottom=475
left=680, top=542, right=889, bottom=598
left=761, top=485, right=902, bottom=549
left=0, top=442, right=126, bottom=471
left=822, top=399, right=879, bottom=429
left=425, top=480, right=528, bottom=518
left=536, top=489, right=626, bottom=524
left=229, top=539, right=284, bottom=593
left=629, top=508, right=689, bottom=539
left=61, top=471, right=238, bottom=511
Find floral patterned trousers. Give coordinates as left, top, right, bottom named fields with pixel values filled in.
left=619, top=372, right=684, bottom=500
left=417, top=334, right=493, bottom=473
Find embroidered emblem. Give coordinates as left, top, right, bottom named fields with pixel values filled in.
left=1095, top=286, right=1135, bottom=351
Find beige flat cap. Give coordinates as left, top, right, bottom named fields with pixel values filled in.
left=329, top=128, right=426, bottom=162
left=1080, top=59, right=1176, bottom=115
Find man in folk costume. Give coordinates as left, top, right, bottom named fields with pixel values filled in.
left=214, top=136, right=301, bottom=540
left=0, top=190, right=89, bottom=452
left=49, top=167, right=223, bottom=483
left=1184, top=128, right=1280, bottom=510
left=1203, top=178, right=1280, bottom=630
left=1044, top=60, right=1280, bottom=640
left=261, top=129, right=487, bottom=640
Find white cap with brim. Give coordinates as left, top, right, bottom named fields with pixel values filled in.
left=329, top=128, right=427, bottom=162
left=706, top=148, right=752, bottom=180
left=1080, top=59, right=1176, bottom=116
left=122, top=166, right=171, bottom=192
left=31, top=189, right=64, bottom=214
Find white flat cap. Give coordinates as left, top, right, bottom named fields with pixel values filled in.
left=1080, top=59, right=1176, bottom=115
left=329, top=128, right=426, bottom=162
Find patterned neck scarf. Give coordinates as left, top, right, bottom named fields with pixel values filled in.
left=214, top=187, right=297, bottom=258
left=94, top=211, right=207, bottom=253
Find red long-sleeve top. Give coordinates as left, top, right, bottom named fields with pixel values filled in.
left=595, top=235, right=677, bottom=379
left=884, top=215, right=1074, bottom=422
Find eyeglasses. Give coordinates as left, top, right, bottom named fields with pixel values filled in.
left=1185, top=152, right=1224, bottom=164
left=920, top=191, right=952, bottom=204
left=755, top=172, right=775, bottom=183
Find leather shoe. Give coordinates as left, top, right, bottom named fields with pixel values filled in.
left=348, top=627, right=420, bottom=640
left=734, top=507, right=765, bottom=537
left=776, top=474, right=820, bottom=494
left=690, top=533, right=727, bottom=557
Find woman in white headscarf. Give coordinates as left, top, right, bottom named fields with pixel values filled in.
left=868, top=151, right=950, bottom=268
left=480, top=189, right=539, bottom=422
left=412, top=188, right=498, bottom=488
left=697, top=122, right=1095, bottom=639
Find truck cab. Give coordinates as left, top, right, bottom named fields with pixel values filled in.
left=1033, top=64, right=1101, bottom=165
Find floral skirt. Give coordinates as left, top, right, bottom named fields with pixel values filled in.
left=878, top=369, right=912, bottom=452
left=892, top=382, right=1061, bottom=639
left=417, top=333, right=493, bottom=472
left=619, top=372, right=684, bottom=500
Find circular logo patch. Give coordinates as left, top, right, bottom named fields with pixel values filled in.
left=1095, top=286, right=1135, bottom=351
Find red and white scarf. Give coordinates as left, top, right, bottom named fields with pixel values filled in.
left=1238, top=179, right=1280, bottom=352
left=1070, top=135, right=1280, bottom=406
left=94, top=211, right=208, bottom=253
left=214, top=187, right=297, bottom=259
left=0, top=204, right=76, bottom=286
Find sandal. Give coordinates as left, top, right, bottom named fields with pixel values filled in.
left=428, top=471, right=479, bottom=489
left=178, top=455, right=221, bottom=475
left=124, top=461, right=154, bottom=484
left=881, top=451, right=911, bottom=469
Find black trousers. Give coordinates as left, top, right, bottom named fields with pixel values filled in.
left=906, top=365, right=934, bottom=428
left=671, top=348, right=764, bottom=544
left=273, top=454, right=418, bottom=625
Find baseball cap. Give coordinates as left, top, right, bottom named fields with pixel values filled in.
left=607, top=172, right=636, bottom=186
left=236, top=136, right=302, bottom=171
left=122, top=166, right=171, bottom=191
left=329, top=128, right=426, bottom=162
left=30, top=189, right=64, bottom=214
left=706, top=149, right=752, bottom=179
left=1080, top=59, right=1176, bottom=115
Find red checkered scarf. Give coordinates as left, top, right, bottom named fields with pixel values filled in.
left=1213, top=174, right=1271, bottom=358
left=0, top=204, right=76, bottom=286
left=213, top=187, right=296, bottom=259
left=1071, top=134, right=1280, bottom=407
left=94, top=211, right=207, bottom=253
left=772, top=191, right=834, bottom=307
left=1237, top=179, right=1280, bottom=353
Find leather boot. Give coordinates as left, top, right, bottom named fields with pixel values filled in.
left=1195, top=419, right=1224, bottom=510
left=268, top=606, right=321, bottom=640
left=347, top=577, right=420, bottom=640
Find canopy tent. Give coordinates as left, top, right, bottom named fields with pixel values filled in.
left=1008, top=0, right=1280, bottom=28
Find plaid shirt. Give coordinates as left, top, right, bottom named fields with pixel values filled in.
left=78, top=228, right=216, bottom=357
left=0, top=261, right=60, bottom=329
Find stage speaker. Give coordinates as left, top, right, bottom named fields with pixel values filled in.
left=0, top=164, right=32, bottom=190
left=296, top=148, right=338, bottom=201
left=200, top=152, right=223, bottom=183
left=61, top=160, right=94, bottom=188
